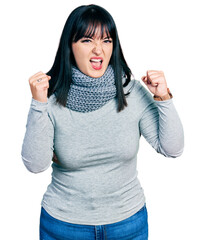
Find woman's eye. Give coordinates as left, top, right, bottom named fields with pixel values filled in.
left=104, top=40, right=112, bottom=43
left=80, top=38, right=112, bottom=43
left=81, top=39, right=91, bottom=43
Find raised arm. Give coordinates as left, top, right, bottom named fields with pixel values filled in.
left=21, top=99, right=54, bottom=173
left=139, top=70, right=184, bottom=157
left=21, top=71, right=54, bottom=173
left=139, top=96, right=184, bottom=157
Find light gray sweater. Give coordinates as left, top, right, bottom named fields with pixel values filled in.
left=21, top=80, right=184, bottom=225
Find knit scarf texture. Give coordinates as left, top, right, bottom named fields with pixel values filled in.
left=66, top=65, right=117, bottom=112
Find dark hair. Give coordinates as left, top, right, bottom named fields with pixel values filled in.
left=46, top=4, right=134, bottom=112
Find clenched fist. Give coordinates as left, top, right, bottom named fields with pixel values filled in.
left=141, top=70, right=168, bottom=98
left=29, top=71, right=51, bottom=103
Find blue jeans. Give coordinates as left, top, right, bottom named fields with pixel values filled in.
left=40, top=204, right=148, bottom=240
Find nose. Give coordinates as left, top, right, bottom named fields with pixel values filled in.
left=92, top=42, right=102, bottom=55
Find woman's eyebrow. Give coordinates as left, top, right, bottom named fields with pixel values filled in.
left=82, top=35, right=112, bottom=40
left=103, top=36, right=112, bottom=39
left=83, top=36, right=93, bottom=39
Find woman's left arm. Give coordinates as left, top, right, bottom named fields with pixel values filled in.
left=139, top=70, right=184, bottom=158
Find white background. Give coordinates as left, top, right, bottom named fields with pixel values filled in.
left=1, top=0, right=204, bottom=239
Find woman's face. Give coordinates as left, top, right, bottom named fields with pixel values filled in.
left=72, top=27, right=113, bottom=78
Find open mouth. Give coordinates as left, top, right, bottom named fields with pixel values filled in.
left=90, top=58, right=103, bottom=70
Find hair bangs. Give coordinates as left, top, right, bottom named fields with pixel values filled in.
left=72, top=12, right=114, bottom=42
left=84, top=22, right=111, bottom=39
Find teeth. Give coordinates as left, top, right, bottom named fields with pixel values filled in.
left=90, top=59, right=102, bottom=62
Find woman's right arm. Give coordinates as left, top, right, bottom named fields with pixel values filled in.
left=21, top=71, right=54, bottom=173
left=21, top=99, right=54, bottom=173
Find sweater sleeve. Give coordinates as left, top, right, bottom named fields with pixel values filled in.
left=21, top=98, right=54, bottom=173
left=139, top=89, right=184, bottom=158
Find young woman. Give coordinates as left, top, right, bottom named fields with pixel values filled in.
left=21, top=4, right=184, bottom=240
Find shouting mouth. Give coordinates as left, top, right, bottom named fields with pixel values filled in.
left=90, top=57, right=103, bottom=70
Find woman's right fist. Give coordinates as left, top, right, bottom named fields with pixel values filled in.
left=29, top=71, right=51, bottom=103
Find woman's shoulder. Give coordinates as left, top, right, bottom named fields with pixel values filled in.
left=128, top=79, right=155, bottom=109
left=128, top=79, right=151, bottom=97
left=47, top=93, right=63, bottom=111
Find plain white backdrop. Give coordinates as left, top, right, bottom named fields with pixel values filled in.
left=1, top=0, right=204, bottom=239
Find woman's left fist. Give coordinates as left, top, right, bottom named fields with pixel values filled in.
left=141, top=70, right=168, bottom=97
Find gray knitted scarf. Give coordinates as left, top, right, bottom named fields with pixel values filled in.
left=66, top=65, right=117, bottom=112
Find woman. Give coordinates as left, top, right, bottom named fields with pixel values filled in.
left=21, top=4, right=184, bottom=240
